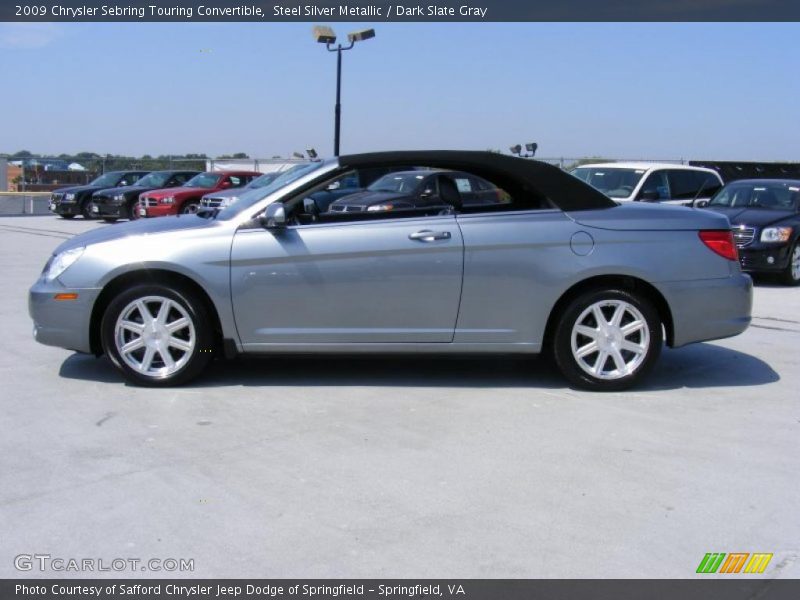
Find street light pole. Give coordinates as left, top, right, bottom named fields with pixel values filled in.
left=314, top=26, right=375, bottom=158
left=330, top=41, right=352, bottom=157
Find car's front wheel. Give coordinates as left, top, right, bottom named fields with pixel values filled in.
left=553, top=288, right=662, bottom=391
left=101, top=284, right=215, bottom=386
left=780, top=242, right=800, bottom=286
left=181, top=201, right=200, bottom=215
left=81, top=200, right=96, bottom=219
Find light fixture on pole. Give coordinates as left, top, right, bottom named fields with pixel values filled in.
left=313, top=26, right=376, bottom=157
left=509, top=142, right=538, bottom=158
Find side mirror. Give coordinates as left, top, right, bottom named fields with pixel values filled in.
left=638, top=189, right=660, bottom=202
left=419, top=188, right=434, bottom=198
left=326, top=181, right=341, bottom=191
left=693, top=199, right=709, bottom=208
left=220, top=181, right=232, bottom=189
left=260, top=203, right=287, bottom=230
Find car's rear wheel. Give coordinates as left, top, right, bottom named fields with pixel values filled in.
left=181, top=201, right=199, bottom=215
left=780, top=242, right=800, bottom=286
left=553, top=288, right=662, bottom=391
left=101, top=284, right=214, bottom=386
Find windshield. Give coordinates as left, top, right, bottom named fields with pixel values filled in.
left=134, top=172, right=171, bottom=188
left=708, top=181, right=800, bottom=210
left=247, top=172, right=281, bottom=189
left=571, top=167, right=647, bottom=198
left=184, top=173, right=221, bottom=188
left=368, top=172, right=426, bottom=193
left=217, top=162, right=324, bottom=220
left=90, top=172, right=125, bottom=187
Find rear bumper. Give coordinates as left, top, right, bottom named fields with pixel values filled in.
left=28, top=278, right=101, bottom=354
left=657, top=273, right=752, bottom=347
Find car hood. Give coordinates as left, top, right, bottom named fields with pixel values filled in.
left=146, top=186, right=210, bottom=197
left=332, top=190, right=410, bottom=207
left=92, top=184, right=151, bottom=197
left=703, top=206, right=796, bottom=228
left=203, top=188, right=242, bottom=200
left=52, top=184, right=106, bottom=195
left=53, top=214, right=216, bottom=254
left=568, top=202, right=730, bottom=231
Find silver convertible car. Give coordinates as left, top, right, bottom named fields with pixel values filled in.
left=29, top=151, right=752, bottom=391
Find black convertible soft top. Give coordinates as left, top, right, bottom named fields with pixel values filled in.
left=339, top=150, right=615, bottom=212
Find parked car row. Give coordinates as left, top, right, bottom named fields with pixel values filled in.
left=49, top=169, right=261, bottom=221
left=572, top=163, right=800, bottom=285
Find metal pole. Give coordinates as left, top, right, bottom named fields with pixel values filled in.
left=334, top=45, right=342, bottom=157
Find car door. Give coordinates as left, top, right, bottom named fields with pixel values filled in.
left=230, top=212, right=465, bottom=347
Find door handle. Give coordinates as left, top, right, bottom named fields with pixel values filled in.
left=408, top=230, right=451, bottom=242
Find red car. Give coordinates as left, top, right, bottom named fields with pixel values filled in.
left=137, top=171, right=260, bottom=217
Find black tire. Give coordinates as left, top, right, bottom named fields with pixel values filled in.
left=779, top=241, right=800, bottom=286
left=103, top=217, right=118, bottom=223
left=80, top=199, right=96, bottom=219
left=553, top=288, right=662, bottom=391
left=101, top=284, right=215, bottom=386
left=60, top=214, right=76, bottom=220
left=181, top=201, right=199, bottom=215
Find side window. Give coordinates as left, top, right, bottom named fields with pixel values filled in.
left=697, top=172, right=722, bottom=197
left=290, top=167, right=545, bottom=224
left=453, top=177, right=473, bottom=193
left=667, top=170, right=706, bottom=201
left=227, top=176, right=243, bottom=187
left=639, top=170, right=670, bottom=201
left=171, top=173, right=190, bottom=186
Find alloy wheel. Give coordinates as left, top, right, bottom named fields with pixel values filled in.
left=570, top=299, right=650, bottom=380
left=114, top=296, right=196, bottom=378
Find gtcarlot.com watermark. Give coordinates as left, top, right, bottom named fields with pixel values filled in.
left=14, top=553, right=194, bottom=573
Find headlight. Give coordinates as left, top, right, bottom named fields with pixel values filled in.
left=64, top=193, right=76, bottom=201
left=114, top=194, right=125, bottom=201
left=160, top=196, right=174, bottom=204
left=44, top=247, right=84, bottom=281
left=760, top=227, right=792, bottom=243
left=366, top=203, right=394, bottom=212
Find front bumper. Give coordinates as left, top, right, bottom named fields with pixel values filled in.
left=138, top=202, right=177, bottom=218
left=29, top=277, right=101, bottom=354
left=738, top=244, right=793, bottom=273
left=657, top=273, right=752, bottom=347
left=92, top=197, right=126, bottom=218
left=52, top=200, right=80, bottom=216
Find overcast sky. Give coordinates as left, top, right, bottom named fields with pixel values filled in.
left=0, top=22, right=798, bottom=161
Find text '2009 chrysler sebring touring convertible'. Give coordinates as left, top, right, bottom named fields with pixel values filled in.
left=29, top=151, right=752, bottom=391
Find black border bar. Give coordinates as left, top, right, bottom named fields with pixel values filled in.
left=3, top=0, right=800, bottom=22
left=3, top=580, right=800, bottom=600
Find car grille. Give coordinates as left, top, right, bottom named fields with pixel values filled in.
left=732, top=226, right=755, bottom=248
left=202, top=197, right=224, bottom=208
left=141, top=197, right=159, bottom=207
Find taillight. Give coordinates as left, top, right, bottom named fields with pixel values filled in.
left=699, top=230, right=739, bottom=261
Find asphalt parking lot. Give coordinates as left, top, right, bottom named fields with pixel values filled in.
left=1, top=215, right=798, bottom=579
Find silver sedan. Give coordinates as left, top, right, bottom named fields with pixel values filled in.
left=29, top=151, right=752, bottom=390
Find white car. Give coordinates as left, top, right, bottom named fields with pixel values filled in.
left=571, top=162, right=723, bottom=205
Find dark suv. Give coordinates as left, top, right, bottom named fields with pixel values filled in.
left=90, top=170, right=200, bottom=222
left=50, top=171, right=150, bottom=219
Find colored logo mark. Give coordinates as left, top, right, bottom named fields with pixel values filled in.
left=696, top=553, right=773, bottom=574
